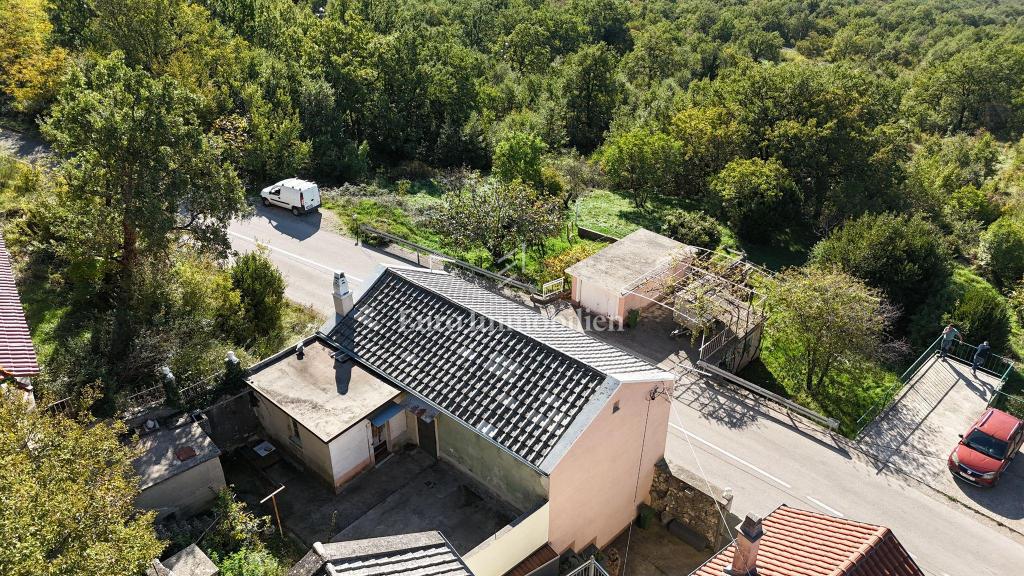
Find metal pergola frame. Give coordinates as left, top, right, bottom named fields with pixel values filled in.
left=619, top=247, right=769, bottom=362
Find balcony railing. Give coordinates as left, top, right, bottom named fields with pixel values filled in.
left=855, top=335, right=1017, bottom=436
left=564, top=557, right=609, bottom=576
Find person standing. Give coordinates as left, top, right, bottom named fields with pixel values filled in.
left=939, top=324, right=961, bottom=359
left=972, top=341, right=991, bottom=375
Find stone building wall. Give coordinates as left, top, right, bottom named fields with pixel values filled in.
left=648, top=459, right=733, bottom=550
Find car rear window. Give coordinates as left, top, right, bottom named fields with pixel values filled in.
left=964, top=429, right=1009, bottom=460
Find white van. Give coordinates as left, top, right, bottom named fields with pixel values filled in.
left=260, top=178, right=321, bottom=215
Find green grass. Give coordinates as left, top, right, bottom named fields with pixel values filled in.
left=575, top=189, right=808, bottom=269
left=575, top=189, right=700, bottom=238
left=18, top=272, right=74, bottom=369
left=741, top=330, right=900, bottom=437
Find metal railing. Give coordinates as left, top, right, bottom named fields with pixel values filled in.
left=697, top=360, right=840, bottom=431
left=124, top=383, right=166, bottom=411
left=854, top=335, right=1018, bottom=435
left=358, top=224, right=539, bottom=294
left=940, top=338, right=1015, bottom=381
left=564, top=557, right=609, bottom=576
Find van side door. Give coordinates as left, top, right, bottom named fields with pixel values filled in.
left=268, top=187, right=284, bottom=206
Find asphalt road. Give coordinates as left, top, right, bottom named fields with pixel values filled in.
left=228, top=204, right=414, bottom=316
left=667, top=378, right=1024, bottom=576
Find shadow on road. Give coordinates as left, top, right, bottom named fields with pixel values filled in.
left=676, top=376, right=853, bottom=460
left=951, top=459, right=1024, bottom=520
left=252, top=202, right=322, bottom=240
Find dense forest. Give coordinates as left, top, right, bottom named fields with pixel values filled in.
left=3, top=0, right=1024, bottom=426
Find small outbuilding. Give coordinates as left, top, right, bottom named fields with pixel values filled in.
left=565, top=228, right=695, bottom=322
left=289, top=532, right=473, bottom=576
left=247, top=336, right=412, bottom=492
left=133, top=421, right=226, bottom=520
left=147, top=544, right=219, bottom=576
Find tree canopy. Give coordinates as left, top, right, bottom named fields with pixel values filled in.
left=0, top=392, right=163, bottom=576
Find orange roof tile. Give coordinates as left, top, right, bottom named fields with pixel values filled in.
left=692, top=506, right=923, bottom=576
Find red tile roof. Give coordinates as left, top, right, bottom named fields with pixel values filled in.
left=692, top=506, right=924, bottom=576
left=0, top=236, right=39, bottom=378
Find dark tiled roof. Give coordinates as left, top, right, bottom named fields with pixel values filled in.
left=329, top=268, right=666, bottom=471
left=0, top=236, right=38, bottom=377
left=289, top=532, right=472, bottom=576
left=692, top=506, right=924, bottom=576
left=389, top=268, right=657, bottom=376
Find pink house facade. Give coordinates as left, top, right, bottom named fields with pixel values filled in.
left=317, top=266, right=675, bottom=574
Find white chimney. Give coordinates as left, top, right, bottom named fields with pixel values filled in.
left=333, top=271, right=353, bottom=317
left=728, top=513, right=764, bottom=575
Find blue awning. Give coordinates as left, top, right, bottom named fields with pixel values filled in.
left=370, top=403, right=404, bottom=427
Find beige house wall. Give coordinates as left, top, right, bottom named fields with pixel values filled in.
left=137, top=457, right=227, bottom=519
left=570, top=276, right=622, bottom=321
left=463, top=503, right=550, bottom=576
left=252, top=391, right=336, bottom=488
left=546, top=377, right=673, bottom=553
left=436, top=414, right=548, bottom=512
left=330, top=422, right=373, bottom=486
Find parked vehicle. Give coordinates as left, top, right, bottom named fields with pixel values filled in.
left=260, top=178, right=321, bottom=215
left=947, top=408, right=1023, bottom=487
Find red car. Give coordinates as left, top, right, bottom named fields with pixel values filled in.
left=948, top=408, right=1024, bottom=487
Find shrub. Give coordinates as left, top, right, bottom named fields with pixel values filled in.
left=215, top=547, right=283, bottom=576
left=542, top=242, right=603, bottom=283
left=980, top=216, right=1024, bottom=290
left=909, top=267, right=1012, bottom=351
left=660, top=209, right=722, bottom=249
left=1011, top=281, right=1024, bottom=325
left=810, top=212, right=951, bottom=315
left=709, top=157, right=799, bottom=242
left=492, top=131, right=546, bottom=188
left=599, top=128, right=683, bottom=208
left=230, top=249, right=286, bottom=337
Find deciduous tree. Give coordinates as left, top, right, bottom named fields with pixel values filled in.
left=710, top=157, right=799, bottom=242
left=766, top=267, right=900, bottom=393
left=434, top=178, right=561, bottom=262
left=41, top=54, right=246, bottom=368
left=0, top=391, right=162, bottom=576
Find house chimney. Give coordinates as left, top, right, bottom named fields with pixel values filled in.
left=728, top=513, right=764, bottom=576
left=333, top=271, right=353, bottom=317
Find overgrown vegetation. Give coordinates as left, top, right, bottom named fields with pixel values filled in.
left=0, top=391, right=163, bottom=576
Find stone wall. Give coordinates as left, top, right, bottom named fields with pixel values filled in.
left=648, top=459, right=733, bottom=550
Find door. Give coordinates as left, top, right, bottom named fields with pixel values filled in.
left=268, top=187, right=285, bottom=206
left=417, top=417, right=437, bottom=460
left=371, top=422, right=389, bottom=463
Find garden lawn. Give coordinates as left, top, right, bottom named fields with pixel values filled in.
left=741, top=330, right=899, bottom=437
left=575, top=189, right=814, bottom=268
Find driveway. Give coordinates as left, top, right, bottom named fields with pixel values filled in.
left=858, top=355, right=1024, bottom=533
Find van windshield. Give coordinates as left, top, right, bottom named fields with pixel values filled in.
left=964, top=430, right=1008, bottom=460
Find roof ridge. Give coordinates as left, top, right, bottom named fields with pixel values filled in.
left=386, top=268, right=618, bottom=378
left=387, top=267, right=664, bottom=378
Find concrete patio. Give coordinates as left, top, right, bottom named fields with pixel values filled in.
left=225, top=447, right=517, bottom=553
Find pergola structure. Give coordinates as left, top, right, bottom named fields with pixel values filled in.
left=619, top=247, right=769, bottom=369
